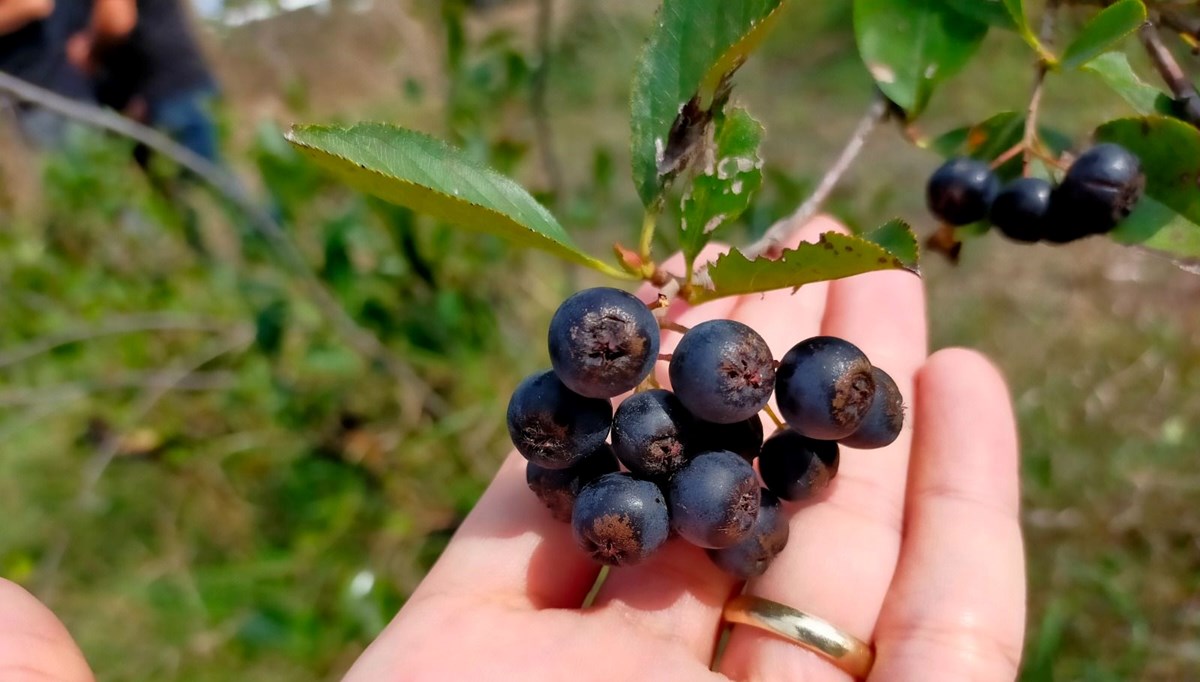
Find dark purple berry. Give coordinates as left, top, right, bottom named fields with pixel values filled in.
left=668, top=451, right=761, bottom=549
left=989, top=177, right=1052, bottom=243
left=758, top=429, right=840, bottom=502
left=549, top=287, right=660, bottom=399
left=694, top=414, right=764, bottom=463
left=776, top=336, right=875, bottom=440
left=526, top=444, right=621, bottom=522
left=839, top=367, right=904, bottom=450
left=507, top=370, right=612, bottom=470
left=669, top=320, right=775, bottom=424
left=572, top=472, right=670, bottom=566
left=706, top=488, right=789, bottom=579
left=927, top=157, right=1000, bottom=226
left=1047, top=143, right=1144, bottom=240
left=611, top=389, right=696, bottom=479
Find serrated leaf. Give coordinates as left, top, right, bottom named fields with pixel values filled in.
left=943, top=0, right=1015, bottom=28
left=930, top=111, right=1072, bottom=181
left=630, top=0, right=784, bottom=207
left=688, top=220, right=919, bottom=303
left=861, top=218, right=921, bottom=267
left=1061, top=0, right=1146, bottom=70
left=1082, top=51, right=1171, bottom=115
left=854, top=0, right=989, bottom=116
left=286, top=123, right=628, bottom=277
left=680, top=108, right=764, bottom=271
left=1095, top=116, right=1200, bottom=225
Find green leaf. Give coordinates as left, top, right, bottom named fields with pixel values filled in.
left=942, top=0, right=1015, bottom=28
left=930, top=111, right=1072, bottom=181
left=1061, top=0, right=1146, bottom=70
left=286, top=123, right=628, bottom=277
left=689, top=219, right=919, bottom=303
left=1002, top=0, right=1052, bottom=58
left=680, top=108, right=764, bottom=271
left=1111, top=198, right=1200, bottom=269
left=854, top=0, right=989, bottom=116
left=1081, top=51, right=1173, bottom=116
left=1095, top=116, right=1200, bottom=225
left=630, top=0, right=784, bottom=206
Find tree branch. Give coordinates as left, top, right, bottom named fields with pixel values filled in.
left=1139, top=18, right=1200, bottom=127
left=742, top=94, right=887, bottom=259
left=0, top=71, right=446, bottom=416
left=531, top=0, right=564, bottom=202
left=0, top=313, right=226, bottom=369
left=1024, top=1, right=1057, bottom=175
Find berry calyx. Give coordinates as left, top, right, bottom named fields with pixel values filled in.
left=572, top=473, right=670, bottom=567
left=669, top=320, right=776, bottom=424
left=506, top=370, right=613, bottom=469
left=706, top=488, right=789, bottom=579
left=549, top=287, right=660, bottom=399
left=611, top=388, right=696, bottom=479
left=775, top=336, right=875, bottom=440
left=839, top=367, right=904, bottom=450
left=668, top=451, right=761, bottom=549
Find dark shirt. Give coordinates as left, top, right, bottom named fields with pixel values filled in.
left=0, top=2, right=93, bottom=100
left=97, top=0, right=216, bottom=109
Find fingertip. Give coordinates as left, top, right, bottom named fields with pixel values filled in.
left=918, top=347, right=1010, bottom=394
left=0, top=579, right=94, bottom=682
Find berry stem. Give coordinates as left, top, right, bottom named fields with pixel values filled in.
left=1023, top=0, right=1056, bottom=176
left=763, top=404, right=785, bottom=431
left=638, top=205, right=659, bottom=263
left=660, top=321, right=691, bottom=335
left=991, top=142, right=1024, bottom=170
left=657, top=353, right=674, bottom=363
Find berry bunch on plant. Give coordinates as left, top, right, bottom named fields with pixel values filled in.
left=508, top=287, right=904, bottom=576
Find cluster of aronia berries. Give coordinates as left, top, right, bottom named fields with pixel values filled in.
left=507, top=287, right=904, bottom=578
left=927, top=143, right=1145, bottom=244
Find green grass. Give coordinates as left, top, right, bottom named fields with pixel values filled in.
left=1, top=2, right=1198, bottom=679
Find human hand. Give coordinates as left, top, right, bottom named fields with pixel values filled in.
left=0, top=218, right=1025, bottom=681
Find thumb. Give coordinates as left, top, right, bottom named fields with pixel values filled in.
left=0, top=579, right=94, bottom=681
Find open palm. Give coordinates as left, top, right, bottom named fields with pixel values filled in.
left=0, top=218, right=1025, bottom=681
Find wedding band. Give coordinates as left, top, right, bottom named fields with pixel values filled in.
left=722, top=595, right=875, bottom=679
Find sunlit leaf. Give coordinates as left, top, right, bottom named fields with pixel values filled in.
left=1081, top=52, right=1172, bottom=116
left=630, top=0, right=784, bottom=206
left=286, top=123, right=628, bottom=277
left=688, top=219, right=919, bottom=303
left=854, top=0, right=989, bottom=116
left=680, top=108, right=764, bottom=271
left=1061, top=0, right=1146, bottom=70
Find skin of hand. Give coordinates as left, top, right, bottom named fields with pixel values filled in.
left=0, top=0, right=54, bottom=35
left=0, top=217, right=1026, bottom=681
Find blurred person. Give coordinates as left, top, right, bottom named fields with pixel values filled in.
left=70, top=0, right=221, bottom=162
left=0, top=0, right=94, bottom=146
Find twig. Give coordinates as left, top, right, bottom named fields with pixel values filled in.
left=530, top=0, right=563, bottom=201
left=1024, top=0, right=1057, bottom=175
left=0, top=370, right=238, bottom=406
left=0, top=313, right=226, bottom=369
left=0, top=71, right=445, bottom=416
left=763, top=404, right=785, bottom=431
left=36, top=328, right=255, bottom=596
left=1139, top=19, right=1200, bottom=127
left=742, top=94, right=888, bottom=259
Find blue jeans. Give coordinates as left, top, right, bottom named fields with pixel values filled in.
left=149, top=89, right=220, bottom=163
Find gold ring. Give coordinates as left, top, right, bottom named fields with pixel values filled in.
left=722, top=595, right=874, bottom=679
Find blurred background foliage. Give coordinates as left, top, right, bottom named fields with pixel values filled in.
left=0, top=0, right=1198, bottom=679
